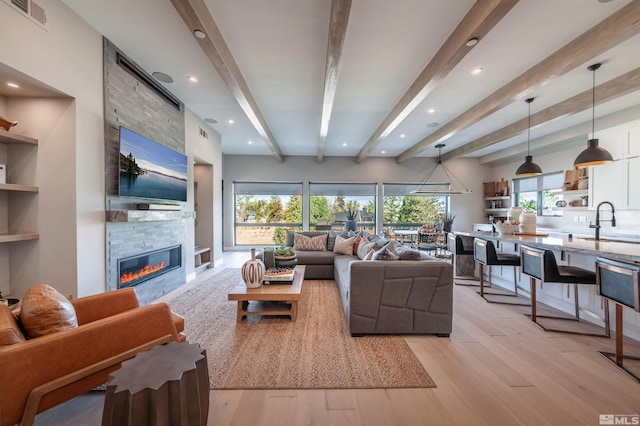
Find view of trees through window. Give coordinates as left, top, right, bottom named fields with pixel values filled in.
left=383, top=195, right=446, bottom=229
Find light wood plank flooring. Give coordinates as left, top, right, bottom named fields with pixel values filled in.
left=35, top=251, right=640, bottom=425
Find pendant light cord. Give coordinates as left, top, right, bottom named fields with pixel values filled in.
left=527, top=100, right=531, bottom=155
left=592, top=65, right=596, bottom=138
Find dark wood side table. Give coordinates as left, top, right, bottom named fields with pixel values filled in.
left=102, top=341, right=209, bottom=426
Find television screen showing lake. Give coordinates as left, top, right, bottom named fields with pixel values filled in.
left=119, top=127, right=188, bottom=201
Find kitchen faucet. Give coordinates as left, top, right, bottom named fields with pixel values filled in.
left=589, top=201, right=616, bottom=241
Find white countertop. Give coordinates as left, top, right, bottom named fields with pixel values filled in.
left=456, top=230, right=640, bottom=264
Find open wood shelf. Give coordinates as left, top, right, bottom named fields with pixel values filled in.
left=0, top=130, right=38, bottom=145
left=0, top=183, right=39, bottom=192
left=0, top=233, right=40, bottom=243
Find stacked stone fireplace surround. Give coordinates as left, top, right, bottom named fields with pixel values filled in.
left=104, top=38, right=189, bottom=305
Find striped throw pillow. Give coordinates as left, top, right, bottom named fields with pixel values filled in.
left=294, top=233, right=327, bottom=251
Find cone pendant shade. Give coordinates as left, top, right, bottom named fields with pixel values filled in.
left=515, top=98, right=542, bottom=177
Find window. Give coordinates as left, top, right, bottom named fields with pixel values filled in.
left=233, top=181, right=303, bottom=245
left=309, top=182, right=377, bottom=233
left=513, top=172, right=564, bottom=216
left=382, top=183, right=449, bottom=230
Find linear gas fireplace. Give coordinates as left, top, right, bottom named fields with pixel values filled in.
left=118, top=245, right=182, bottom=289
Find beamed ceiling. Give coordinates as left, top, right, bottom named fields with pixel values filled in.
left=61, top=0, right=640, bottom=165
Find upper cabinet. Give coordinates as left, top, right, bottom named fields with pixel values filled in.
left=589, top=121, right=640, bottom=210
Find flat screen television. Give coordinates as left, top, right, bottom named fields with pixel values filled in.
left=118, top=126, right=188, bottom=202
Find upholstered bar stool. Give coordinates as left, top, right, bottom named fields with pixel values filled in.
left=447, top=233, right=479, bottom=285
left=520, top=245, right=609, bottom=337
left=596, top=257, right=640, bottom=382
left=473, top=238, right=528, bottom=305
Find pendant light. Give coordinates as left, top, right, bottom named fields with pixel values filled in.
left=411, top=144, right=472, bottom=194
left=573, top=63, right=613, bottom=168
left=515, top=97, right=542, bottom=177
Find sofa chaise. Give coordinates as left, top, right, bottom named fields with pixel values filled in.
left=263, top=230, right=453, bottom=336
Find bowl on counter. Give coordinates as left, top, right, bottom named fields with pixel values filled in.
left=494, top=223, right=519, bottom=236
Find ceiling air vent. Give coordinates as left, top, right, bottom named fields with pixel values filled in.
left=2, top=0, right=48, bottom=30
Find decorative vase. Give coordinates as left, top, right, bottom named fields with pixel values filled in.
left=507, top=207, right=522, bottom=223
left=519, top=211, right=537, bottom=234
left=345, top=220, right=356, bottom=232
left=241, top=248, right=264, bottom=288
left=443, top=221, right=453, bottom=233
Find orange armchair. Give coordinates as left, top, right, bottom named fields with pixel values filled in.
left=0, top=288, right=185, bottom=426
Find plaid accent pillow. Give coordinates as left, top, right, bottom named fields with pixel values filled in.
left=357, top=237, right=378, bottom=260
left=371, top=243, right=400, bottom=261
left=294, top=233, right=327, bottom=251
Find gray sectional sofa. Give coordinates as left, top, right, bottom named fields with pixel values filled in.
left=263, top=231, right=453, bottom=336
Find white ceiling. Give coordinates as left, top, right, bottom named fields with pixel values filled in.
left=56, top=0, right=640, bottom=161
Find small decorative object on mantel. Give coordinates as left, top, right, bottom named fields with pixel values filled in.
left=0, top=116, right=17, bottom=131
left=241, top=248, right=264, bottom=288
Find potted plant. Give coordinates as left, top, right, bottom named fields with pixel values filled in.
left=344, top=202, right=358, bottom=232
left=440, top=212, right=456, bottom=233
left=274, top=245, right=296, bottom=260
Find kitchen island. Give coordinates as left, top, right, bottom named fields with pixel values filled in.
left=455, top=230, right=640, bottom=264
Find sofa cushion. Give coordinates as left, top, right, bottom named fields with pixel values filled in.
left=294, top=233, right=327, bottom=251
left=286, top=230, right=327, bottom=247
left=357, top=237, right=377, bottom=260
left=371, top=243, right=400, bottom=261
left=334, top=235, right=356, bottom=255
left=295, top=250, right=337, bottom=265
left=352, top=235, right=363, bottom=255
left=19, top=284, right=78, bottom=339
left=0, top=304, right=25, bottom=346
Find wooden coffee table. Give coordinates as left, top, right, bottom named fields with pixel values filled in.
left=228, top=265, right=305, bottom=322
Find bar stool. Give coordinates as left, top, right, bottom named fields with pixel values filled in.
left=447, top=233, right=479, bottom=285
left=596, top=257, right=640, bottom=382
left=520, top=245, right=609, bottom=337
left=473, top=238, right=528, bottom=305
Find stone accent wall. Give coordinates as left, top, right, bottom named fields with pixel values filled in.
left=103, top=38, right=188, bottom=304
left=106, top=221, right=185, bottom=305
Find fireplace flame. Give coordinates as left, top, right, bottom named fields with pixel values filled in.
left=120, top=261, right=167, bottom=285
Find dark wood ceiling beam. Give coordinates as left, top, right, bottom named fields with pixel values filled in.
left=171, top=0, right=284, bottom=162
left=318, top=0, right=352, bottom=162
left=354, top=0, right=519, bottom=163
left=441, top=66, right=640, bottom=161
left=397, top=0, right=640, bottom=163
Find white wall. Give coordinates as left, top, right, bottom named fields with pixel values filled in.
left=222, top=155, right=491, bottom=249
left=1, top=0, right=105, bottom=297
left=186, top=109, right=223, bottom=268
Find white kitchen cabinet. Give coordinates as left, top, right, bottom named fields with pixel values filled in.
left=628, top=126, right=640, bottom=158
left=589, top=160, right=624, bottom=209
left=596, top=128, right=626, bottom=161
left=626, top=157, right=640, bottom=209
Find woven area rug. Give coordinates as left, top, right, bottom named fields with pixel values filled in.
left=169, top=268, right=436, bottom=389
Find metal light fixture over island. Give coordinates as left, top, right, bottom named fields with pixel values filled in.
left=515, top=98, right=542, bottom=177
left=574, top=63, right=614, bottom=168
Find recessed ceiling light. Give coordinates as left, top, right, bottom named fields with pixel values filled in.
left=248, top=140, right=253, bottom=145
left=152, top=72, right=173, bottom=83
left=426, top=122, right=439, bottom=128
left=381, top=150, right=386, bottom=154
left=188, top=75, right=198, bottom=83
left=342, top=142, right=347, bottom=147
left=466, top=38, right=479, bottom=47
left=471, top=67, right=483, bottom=75
left=6, top=82, right=19, bottom=88
left=194, top=29, right=206, bottom=39
left=427, top=108, right=435, bottom=114
left=204, top=118, right=217, bottom=124
left=228, top=119, right=235, bottom=124
left=400, top=134, right=406, bottom=138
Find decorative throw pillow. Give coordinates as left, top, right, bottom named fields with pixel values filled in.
left=326, top=231, right=338, bottom=251
left=363, top=247, right=376, bottom=261
left=333, top=235, right=356, bottom=255
left=19, top=284, right=78, bottom=339
left=352, top=235, right=363, bottom=255
left=357, top=238, right=378, bottom=260
left=371, top=243, right=400, bottom=261
left=294, top=233, right=327, bottom=251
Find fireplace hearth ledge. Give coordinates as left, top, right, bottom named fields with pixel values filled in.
left=107, top=210, right=196, bottom=222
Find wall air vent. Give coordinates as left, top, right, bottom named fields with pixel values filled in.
left=116, top=53, right=183, bottom=112
left=2, top=0, right=48, bottom=30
